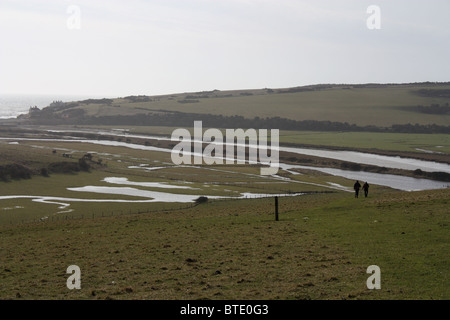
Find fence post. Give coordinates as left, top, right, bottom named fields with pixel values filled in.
left=275, top=196, right=279, bottom=221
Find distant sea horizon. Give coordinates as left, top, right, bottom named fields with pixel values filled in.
left=0, top=94, right=110, bottom=119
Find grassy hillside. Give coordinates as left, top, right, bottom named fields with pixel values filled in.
left=18, top=82, right=450, bottom=127
left=1, top=188, right=448, bottom=300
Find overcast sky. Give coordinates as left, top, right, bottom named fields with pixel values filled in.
left=1, top=0, right=449, bottom=97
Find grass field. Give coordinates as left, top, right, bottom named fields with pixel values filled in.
left=72, top=125, right=450, bottom=154
left=279, top=131, right=450, bottom=154
left=1, top=188, right=449, bottom=300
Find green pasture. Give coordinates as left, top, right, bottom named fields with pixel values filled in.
left=278, top=131, right=450, bottom=154
left=0, top=188, right=448, bottom=300
left=75, top=125, right=450, bottom=154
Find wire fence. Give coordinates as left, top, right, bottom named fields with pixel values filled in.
left=4, top=193, right=308, bottom=227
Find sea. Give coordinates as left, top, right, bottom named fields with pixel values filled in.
left=0, top=94, right=104, bottom=119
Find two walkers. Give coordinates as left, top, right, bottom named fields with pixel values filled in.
left=353, top=180, right=369, bottom=198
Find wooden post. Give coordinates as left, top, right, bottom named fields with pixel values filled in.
left=275, top=196, right=279, bottom=221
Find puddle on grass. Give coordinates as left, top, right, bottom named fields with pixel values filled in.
left=67, top=186, right=227, bottom=202
left=0, top=187, right=304, bottom=217
left=102, top=177, right=197, bottom=190
left=1, top=206, right=24, bottom=210
left=326, top=182, right=352, bottom=192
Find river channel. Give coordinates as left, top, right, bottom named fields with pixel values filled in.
left=2, top=132, right=450, bottom=192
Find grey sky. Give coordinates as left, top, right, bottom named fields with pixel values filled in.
left=1, top=0, right=449, bottom=97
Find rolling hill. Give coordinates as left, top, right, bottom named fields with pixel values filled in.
left=14, top=82, right=450, bottom=130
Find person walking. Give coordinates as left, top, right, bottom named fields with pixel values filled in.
left=363, top=182, right=369, bottom=198
left=354, top=180, right=361, bottom=198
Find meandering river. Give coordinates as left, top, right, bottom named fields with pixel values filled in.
left=1, top=133, right=450, bottom=192
left=1, top=131, right=450, bottom=218
left=46, top=128, right=450, bottom=174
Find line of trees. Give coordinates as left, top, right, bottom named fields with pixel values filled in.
left=26, top=108, right=450, bottom=134
left=413, top=89, right=450, bottom=98
left=417, top=104, right=450, bottom=115
left=77, top=112, right=450, bottom=134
